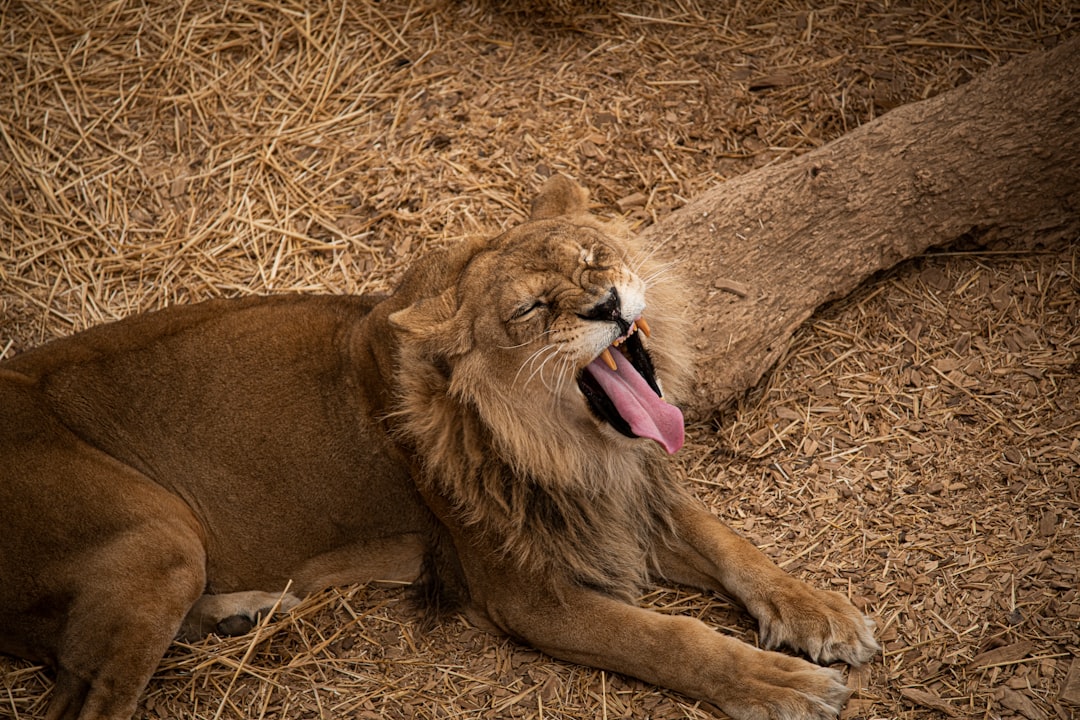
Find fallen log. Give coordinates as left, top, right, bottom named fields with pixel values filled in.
left=642, top=36, right=1080, bottom=418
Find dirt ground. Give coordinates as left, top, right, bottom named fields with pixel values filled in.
left=1, top=1, right=1078, bottom=718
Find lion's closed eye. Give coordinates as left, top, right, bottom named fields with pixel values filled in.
left=510, top=300, right=549, bottom=322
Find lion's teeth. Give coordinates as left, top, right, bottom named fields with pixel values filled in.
left=637, top=315, right=651, bottom=337
left=599, top=347, right=617, bottom=371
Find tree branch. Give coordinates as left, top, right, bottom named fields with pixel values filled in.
left=643, top=37, right=1080, bottom=418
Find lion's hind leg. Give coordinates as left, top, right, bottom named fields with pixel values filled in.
left=0, top=377, right=208, bottom=720
left=18, top=504, right=207, bottom=720
left=46, top=505, right=205, bottom=720
left=44, top=498, right=208, bottom=720
left=179, top=590, right=301, bottom=641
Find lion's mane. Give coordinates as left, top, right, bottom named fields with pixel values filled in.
left=390, top=211, right=694, bottom=599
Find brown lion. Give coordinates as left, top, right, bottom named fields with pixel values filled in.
left=0, top=177, right=878, bottom=720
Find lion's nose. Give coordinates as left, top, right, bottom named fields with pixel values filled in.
left=579, top=288, right=630, bottom=335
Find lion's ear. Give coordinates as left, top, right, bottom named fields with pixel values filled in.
left=389, top=290, right=472, bottom=357
left=530, top=175, right=589, bottom=220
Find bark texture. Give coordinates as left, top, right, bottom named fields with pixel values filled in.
left=643, top=36, right=1080, bottom=419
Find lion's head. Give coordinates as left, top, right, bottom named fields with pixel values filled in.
left=388, top=176, right=689, bottom=492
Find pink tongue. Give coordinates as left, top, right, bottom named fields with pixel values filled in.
left=585, top=349, right=685, bottom=454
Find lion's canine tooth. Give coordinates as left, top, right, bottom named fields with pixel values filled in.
left=599, top=347, right=617, bottom=371
left=637, top=315, right=651, bottom=337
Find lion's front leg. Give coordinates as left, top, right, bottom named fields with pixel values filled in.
left=656, top=501, right=879, bottom=667
left=482, top=581, right=850, bottom=720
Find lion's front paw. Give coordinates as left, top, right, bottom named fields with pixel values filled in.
left=722, top=646, right=850, bottom=720
left=754, top=583, right=879, bottom=667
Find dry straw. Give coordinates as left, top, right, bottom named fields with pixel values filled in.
left=2, top=0, right=1077, bottom=718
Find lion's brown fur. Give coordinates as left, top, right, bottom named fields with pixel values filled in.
left=0, top=177, right=877, bottom=720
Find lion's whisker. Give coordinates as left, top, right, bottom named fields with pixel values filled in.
left=523, top=344, right=563, bottom=391
left=552, top=354, right=573, bottom=406
left=498, top=328, right=555, bottom=351
left=630, top=231, right=685, bottom=272
left=535, top=348, right=567, bottom=393
left=639, top=261, right=680, bottom=287
left=514, top=343, right=557, bottom=387
left=545, top=351, right=574, bottom=396
left=629, top=246, right=658, bottom=275
left=630, top=241, right=672, bottom=275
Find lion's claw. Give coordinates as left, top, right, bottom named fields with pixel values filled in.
left=755, top=585, right=880, bottom=667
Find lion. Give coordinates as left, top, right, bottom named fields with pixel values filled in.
left=0, top=176, right=878, bottom=720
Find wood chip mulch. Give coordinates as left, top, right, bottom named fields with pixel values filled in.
left=2, top=1, right=1077, bottom=719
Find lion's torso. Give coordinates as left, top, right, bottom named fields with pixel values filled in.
left=2, top=295, right=433, bottom=593
left=1, top=187, right=691, bottom=619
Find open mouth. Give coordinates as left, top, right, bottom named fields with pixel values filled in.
left=576, top=317, right=685, bottom=454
